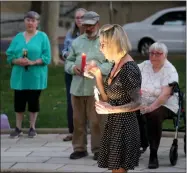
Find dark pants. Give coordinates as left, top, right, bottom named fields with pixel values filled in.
left=14, top=90, right=41, bottom=112
left=136, top=110, right=149, bottom=149
left=144, top=106, right=176, bottom=151
left=65, top=72, right=73, bottom=133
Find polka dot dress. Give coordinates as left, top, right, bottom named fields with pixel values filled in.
left=98, top=61, right=142, bottom=170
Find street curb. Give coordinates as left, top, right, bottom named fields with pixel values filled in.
left=0, top=168, right=63, bottom=172
left=0, top=128, right=185, bottom=138
left=1, top=128, right=69, bottom=134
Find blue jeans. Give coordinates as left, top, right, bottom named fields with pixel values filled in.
left=65, top=72, right=73, bottom=133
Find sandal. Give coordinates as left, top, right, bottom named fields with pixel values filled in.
left=63, top=135, right=72, bottom=141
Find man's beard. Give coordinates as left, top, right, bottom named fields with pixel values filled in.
left=85, top=30, right=98, bottom=38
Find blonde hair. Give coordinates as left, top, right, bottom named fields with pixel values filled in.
left=99, top=24, right=132, bottom=55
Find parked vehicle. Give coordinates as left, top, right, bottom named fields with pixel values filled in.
left=123, top=7, right=186, bottom=56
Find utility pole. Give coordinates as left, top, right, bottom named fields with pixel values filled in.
left=41, top=1, right=60, bottom=65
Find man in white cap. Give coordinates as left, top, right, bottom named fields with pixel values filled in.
left=65, top=11, right=112, bottom=160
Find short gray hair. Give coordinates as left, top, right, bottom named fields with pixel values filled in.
left=149, top=42, right=168, bottom=57
left=24, top=11, right=40, bottom=20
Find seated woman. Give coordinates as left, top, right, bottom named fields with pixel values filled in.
left=138, top=42, right=179, bottom=169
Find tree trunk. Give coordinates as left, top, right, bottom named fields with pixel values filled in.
left=30, top=1, right=42, bottom=14
left=109, top=1, right=114, bottom=23
left=41, top=1, right=60, bottom=65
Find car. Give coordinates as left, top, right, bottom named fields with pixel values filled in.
left=123, top=6, right=186, bottom=56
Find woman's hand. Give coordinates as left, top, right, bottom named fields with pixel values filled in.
left=13, top=58, right=29, bottom=66
left=24, top=59, right=43, bottom=66
left=85, top=60, right=101, bottom=77
left=140, top=105, right=155, bottom=114
left=27, top=60, right=37, bottom=66
left=95, top=101, right=113, bottom=114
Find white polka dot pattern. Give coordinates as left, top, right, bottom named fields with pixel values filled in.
left=97, top=61, right=141, bottom=170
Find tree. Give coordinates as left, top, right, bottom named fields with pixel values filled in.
left=30, top=1, right=42, bottom=14
left=41, top=1, right=60, bottom=65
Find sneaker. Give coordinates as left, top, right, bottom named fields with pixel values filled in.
left=70, top=151, right=88, bottom=160
left=28, top=128, right=37, bottom=138
left=10, top=127, right=23, bottom=138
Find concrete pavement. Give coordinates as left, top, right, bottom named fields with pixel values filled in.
left=1, top=134, right=186, bottom=172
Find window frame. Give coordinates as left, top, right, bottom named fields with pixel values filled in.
left=152, top=10, right=186, bottom=26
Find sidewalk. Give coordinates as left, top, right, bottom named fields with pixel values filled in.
left=1, top=134, right=186, bottom=172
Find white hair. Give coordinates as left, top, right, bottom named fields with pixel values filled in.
left=149, top=42, right=168, bottom=57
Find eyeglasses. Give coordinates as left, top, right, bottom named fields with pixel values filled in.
left=149, top=52, right=163, bottom=57
left=25, top=18, right=37, bottom=22
left=75, top=16, right=83, bottom=20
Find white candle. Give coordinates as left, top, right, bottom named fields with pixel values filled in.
left=84, top=71, right=94, bottom=79
left=94, top=86, right=100, bottom=101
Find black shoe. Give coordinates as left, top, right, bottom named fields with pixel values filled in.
left=93, top=152, right=99, bottom=160
left=70, top=151, right=88, bottom=159
left=28, top=128, right=37, bottom=138
left=148, top=150, right=159, bottom=169
left=10, top=127, right=23, bottom=138
left=148, top=157, right=159, bottom=169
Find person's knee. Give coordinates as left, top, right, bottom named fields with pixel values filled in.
left=146, top=108, right=164, bottom=122
left=73, top=116, right=86, bottom=129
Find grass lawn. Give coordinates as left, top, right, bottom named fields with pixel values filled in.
left=0, top=53, right=186, bottom=130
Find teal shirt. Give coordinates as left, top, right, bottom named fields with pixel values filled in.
left=6, top=31, right=51, bottom=90
left=65, top=34, right=113, bottom=96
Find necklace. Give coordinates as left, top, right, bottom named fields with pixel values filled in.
left=109, top=54, right=127, bottom=80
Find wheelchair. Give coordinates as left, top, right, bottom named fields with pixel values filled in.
left=168, top=81, right=186, bottom=166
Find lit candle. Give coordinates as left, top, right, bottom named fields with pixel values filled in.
left=81, top=53, right=86, bottom=73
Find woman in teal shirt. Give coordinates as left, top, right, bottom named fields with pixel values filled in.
left=6, top=11, right=51, bottom=138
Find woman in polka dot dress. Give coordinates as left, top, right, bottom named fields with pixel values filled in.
left=86, top=24, right=142, bottom=173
